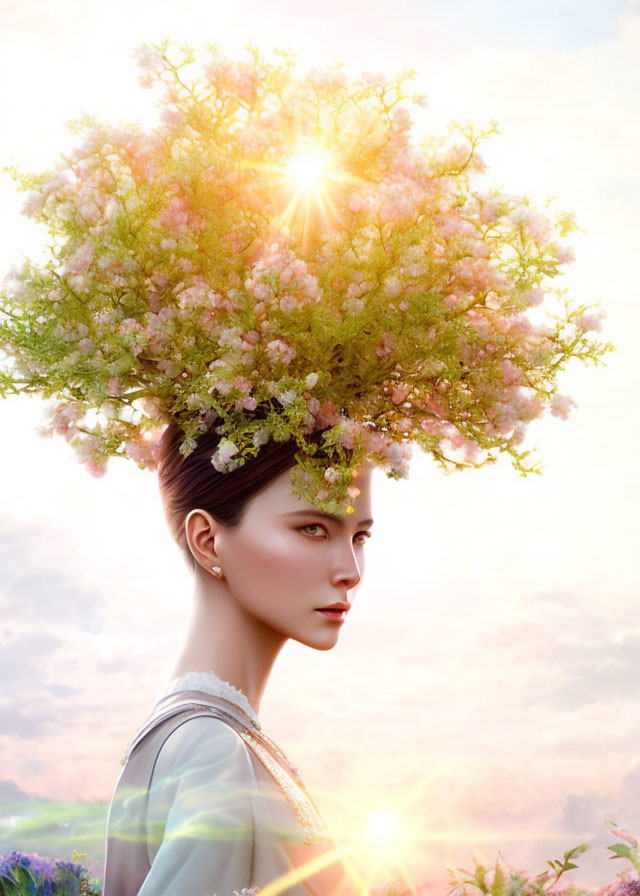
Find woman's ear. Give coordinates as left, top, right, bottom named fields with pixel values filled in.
left=184, top=508, right=222, bottom=574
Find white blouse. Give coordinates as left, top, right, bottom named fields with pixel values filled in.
left=138, top=670, right=328, bottom=896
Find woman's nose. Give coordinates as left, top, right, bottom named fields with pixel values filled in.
left=330, top=544, right=362, bottom=589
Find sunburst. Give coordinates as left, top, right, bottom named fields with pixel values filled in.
left=241, top=134, right=363, bottom=251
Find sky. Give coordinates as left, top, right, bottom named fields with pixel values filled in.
left=0, top=0, right=639, bottom=891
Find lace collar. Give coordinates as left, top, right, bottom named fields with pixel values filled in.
left=162, top=669, right=261, bottom=730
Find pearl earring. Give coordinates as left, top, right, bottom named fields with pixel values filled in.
left=211, top=565, right=223, bottom=579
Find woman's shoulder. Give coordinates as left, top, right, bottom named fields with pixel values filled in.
left=152, top=711, right=256, bottom=784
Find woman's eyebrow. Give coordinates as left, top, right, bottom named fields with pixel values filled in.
left=282, top=510, right=374, bottom=527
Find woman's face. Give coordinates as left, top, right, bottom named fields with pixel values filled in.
left=212, top=462, right=374, bottom=650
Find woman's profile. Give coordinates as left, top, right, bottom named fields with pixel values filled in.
left=102, top=422, right=375, bottom=896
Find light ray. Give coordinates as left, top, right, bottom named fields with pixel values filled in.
left=237, top=136, right=363, bottom=251
left=257, top=840, right=371, bottom=896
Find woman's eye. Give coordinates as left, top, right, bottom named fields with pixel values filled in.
left=299, top=525, right=371, bottom=544
left=299, top=524, right=326, bottom=537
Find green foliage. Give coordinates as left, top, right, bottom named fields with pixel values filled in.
left=0, top=38, right=614, bottom=513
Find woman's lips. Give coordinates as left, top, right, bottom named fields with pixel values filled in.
left=314, top=608, right=347, bottom=621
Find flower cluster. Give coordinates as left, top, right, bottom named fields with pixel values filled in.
left=0, top=848, right=102, bottom=894
left=0, top=39, right=614, bottom=513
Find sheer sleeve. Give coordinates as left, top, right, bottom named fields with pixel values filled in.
left=138, top=715, right=256, bottom=896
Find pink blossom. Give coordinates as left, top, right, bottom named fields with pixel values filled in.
left=159, top=195, right=203, bottom=233
left=380, top=192, right=415, bottom=223
left=65, top=243, right=95, bottom=276
left=550, top=242, right=576, bottom=264
left=383, top=276, right=402, bottom=299
left=524, top=288, right=544, bottom=307
left=107, top=376, right=122, bottom=396
left=238, top=330, right=259, bottom=350
left=443, top=293, right=459, bottom=309
left=176, top=278, right=209, bottom=309
left=234, top=375, right=252, bottom=393
left=77, top=337, right=95, bottom=354
left=124, top=133, right=164, bottom=180
left=252, top=281, right=273, bottom=301
left=391, top=384, right=412, bottom=406
left=520, top=394, right=545, bottom=419
left=575, top=311, right=604, bottom=332
left=316, top=400, right=340, bottom=427
left=495, top=404, right=518, bottom=434
left=218, top=326, right=243, bottom=348
left=375, top=333, right=397, bottom=358
left=78, top=201, right=102, bottom=225
left=133, top=43, right=165, bottom=78
left=500, top=359, right=522, bottom=386
left=508, top=205, right=552, bottom=247
left=550, top=393, right=577, bottom=420
left=391, top=107, right=411, bottom=131
left=346, top=192, right=368, bottom=214
left=362, top=70, right=387, bottom=88
left=443, top=143, right=471, bottom=169
left=444, top=427, right=482, bottom=461
left=391, top=416, right=412, bottom=432
left=139, top=396, right=162, bottom=417
left=277, top=389, right=297, bottom=406
left=347, top=281, right=366, bottom=299
left=125, top=439, right=153, bottom=464
left=420, top=394, right=445, bottom=418
left=47, top=402, right=83, bottom=435
left=508, top=315, right=534, bottom=338
left=279, top=294, right=298, bottom=313
left=279, top=258, right=308, bottom=284
left=266, top=338, right=296, bottom=364
left=235, top=396, right=258, bottom=411
left=84, top=456, right=108, bottom=477
left=324, top=466, right=341, bottom=484
left=159, top=107, right=185, bottom=128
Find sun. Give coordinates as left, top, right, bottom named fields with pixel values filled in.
left=275, top=137, right=352, bottom=245
left=285, top=144, right=337, bottom=197
left=241, top=131, right=362, bottom=250
left=365, top=809, right=401, bottom=848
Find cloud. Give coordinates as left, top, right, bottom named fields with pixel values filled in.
left=562, top=762, right=640, bottom=834
left=0, top=516, right=106, bottom=630
left=0, top=778, right=41, bottom=808
left=0, top=699, right=63, bottom=739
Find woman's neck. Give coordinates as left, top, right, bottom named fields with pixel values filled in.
left=169, top=579, right=288, bottom=714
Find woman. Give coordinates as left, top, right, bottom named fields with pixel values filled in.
left=0, top=37, right=605, bottom=896
left=102, top=422, right=374, bottom=896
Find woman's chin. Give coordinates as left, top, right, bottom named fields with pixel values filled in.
left=294, top=629, right=341, bottom=651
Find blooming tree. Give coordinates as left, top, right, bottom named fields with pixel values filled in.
left=0, top=39, right=614, bottom=513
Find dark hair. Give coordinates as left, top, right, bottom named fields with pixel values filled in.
left=157, top=421, right=311, bottom=571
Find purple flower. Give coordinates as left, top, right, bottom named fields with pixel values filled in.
left=0, top=850, right=94, bottom=895
left=619, top=883, right=640, bottom=896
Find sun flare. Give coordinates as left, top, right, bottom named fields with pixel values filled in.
left=285, top=144, right=336, bottom=196
left=365, top=809, right=401, bottom=848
